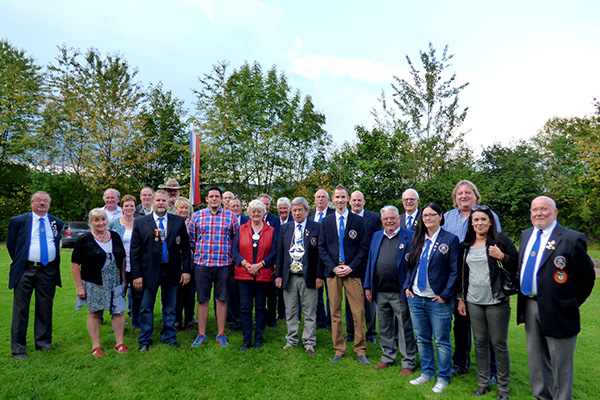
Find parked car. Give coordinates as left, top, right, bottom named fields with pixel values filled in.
left=60, top=221, right=91, bottom=248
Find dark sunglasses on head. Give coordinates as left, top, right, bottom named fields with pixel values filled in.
left=472, top=205, right=490, bottom=211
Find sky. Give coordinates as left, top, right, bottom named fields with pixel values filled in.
left=3, top=0, right=600, bottom=153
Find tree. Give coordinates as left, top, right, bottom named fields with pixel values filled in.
left=193, top=61, right=331, bottom=200
left=532, top=106, right=600, bottom=239
left=373, top=42, right=472, bottom=181
left=327, top=125, right=414, bottom=211
left=133, top=82, right=189, bottom=190
left=42, top=46, right=145, bottom=199
left=476, top=141, right=543, bottom=239
left=0, top=40, right=44, bottom=164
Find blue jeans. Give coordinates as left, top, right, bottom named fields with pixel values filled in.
left=138, top=279, right=178, bottom=345
left=238, top=280, right=268, bottom=347
left=407, top=295, right=455, bottom=380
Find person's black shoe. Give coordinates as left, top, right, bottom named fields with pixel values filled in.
left=267, top=322, right=280, bottom=329
left=489, top=375, right=498, bottom=385
left=139, top=344, right=150, bottom=353
left=367, top=337, right=377, bottom=344
left=12, top=353, right=28, bottom=360
left=472, top=386, right=491, bottom=396
left=255, top=343, right=263, bottom=350
left=345, top=336, right=354, bottom=342
left=168, top=342, right=181, bottom=348
left=452, top=365, right=468, bottom=376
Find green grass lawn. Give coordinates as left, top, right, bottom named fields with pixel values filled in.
left=1, top=244, right=599, bottom=399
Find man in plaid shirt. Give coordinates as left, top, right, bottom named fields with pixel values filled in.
left=188, top=187, right=239, bottom=347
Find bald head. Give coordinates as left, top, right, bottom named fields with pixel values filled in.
left=350, top=190, right=366, bottom=213
left=530, top=196, right=558, bottom=230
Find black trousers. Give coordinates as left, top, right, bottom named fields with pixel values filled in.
left=11, top=262, right=58, bottom=355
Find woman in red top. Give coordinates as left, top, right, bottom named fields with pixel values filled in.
left=232, top=199, right=278, bottom=351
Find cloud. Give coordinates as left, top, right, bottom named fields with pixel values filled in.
left=291, top=55, right=407, bottom=84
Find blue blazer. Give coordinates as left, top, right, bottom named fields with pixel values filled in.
left=7, top=212, right=63, bottom=290
left=275, top=219, right=323, bottom=289
left=264, top=212, right=281, bottom=236
left=399, top=210, right=420, bottom=231
left=364, top=228, right=414, bottom=296
left=130, top=214, right=192, bottom=290
left=362, top=210, right=382, bottom=240
left=516, top=224, right=595, bottom=338
left=317, top=211, right=369, bottom=279
left=308, top=207, right=335, bottom=222
left=403, top=228, right=460, bottom=303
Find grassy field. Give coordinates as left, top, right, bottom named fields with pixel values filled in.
left=1, top=244, right=599, bottom=399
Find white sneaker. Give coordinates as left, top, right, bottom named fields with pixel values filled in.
left=410, top=374, right=433, bottom=386
left=432, top=379, right=449, bottom=393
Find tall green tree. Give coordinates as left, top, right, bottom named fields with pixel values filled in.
left=134, top=82, right=189, bottom=190
left=42, top=46, right=145, bottom=197
left=0, top=40, right=44, bottom=164
left=373, top=43, right=472, bottom=181
left=476, top=141, right=543, bottom=239
left=532, top=106, right=600, bottom=239
left=193, top=61, right=331, bottom=200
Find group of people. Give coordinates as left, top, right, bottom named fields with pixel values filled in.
left=7, top=178, right=596, bottom=400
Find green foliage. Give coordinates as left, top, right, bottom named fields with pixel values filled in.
left=134, top=82, right=189, bottom=190
left=332, top=43, right=474, bottom=211
left=476, top=141, right=543, bottom=239
left=193, top=61, right=331, bottom=201
left=0, top=40, right=44, bottom=164
left=0, top=163, right=32, bottom=240
left=42, top=46, right=145, bottom=195
left=532, top=108, right=600, bottom=239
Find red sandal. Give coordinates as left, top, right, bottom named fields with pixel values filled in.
left=92, top=347, right=105, bottom=357
left=114, top=344, right=129, bottom=353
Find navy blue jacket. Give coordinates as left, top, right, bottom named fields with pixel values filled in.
left=317, top=211, right=369, bottom=279
left=403, top=228, right=460, bottom=303
left=364, top=228, right=414, bottom=296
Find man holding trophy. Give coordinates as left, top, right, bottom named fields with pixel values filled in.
left=275, top=197, right=324, bottom=356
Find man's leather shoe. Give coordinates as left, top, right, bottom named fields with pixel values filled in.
left=374, top=361, right=390, bottom=370
left=139, top=344, right=150, bottom=353
left=472, top=386, right=492, bottom=397
left=400, top=368, right=415, bottom=376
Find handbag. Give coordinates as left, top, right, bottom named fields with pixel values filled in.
left=497, top=260, right=519, bottom=296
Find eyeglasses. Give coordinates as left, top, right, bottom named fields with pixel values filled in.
left=422, top=213, right=440, bottom=219
left=472, top=205, right=490, bottom=211
left=402, top=198, right=418, bottom=202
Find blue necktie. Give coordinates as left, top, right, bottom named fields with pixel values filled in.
left=318, top=212, right=323, bottom=223
left=417, top=239, right=431, bottom=291
left=39, top=218, right=49, bottom=265
left=339, top=215, right=345, bottom=264
left=159, top=217, right=168, bottom=263
left=521, top=230, right=542, bottom=296
left=407, top=216, right=413, bottom=229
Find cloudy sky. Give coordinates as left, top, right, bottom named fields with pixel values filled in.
left=3, top=0, right=599, bottom=152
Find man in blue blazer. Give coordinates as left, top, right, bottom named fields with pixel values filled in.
left=318, top=184, right=370, bottom=365
left=364, top=205, right=417, bottom=374
left=344, top=190, right=381, bottom=344
left=399, top=188, right=420, bottom=231
left=275, top=197, right=324, bottom=356
left=517, top=196, right=595, bottom=400
left=131, top=190, right=192, bottom=352
left=8, top=191, right=63, bottom=359
left=308, top=189, right=335, bottom=330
